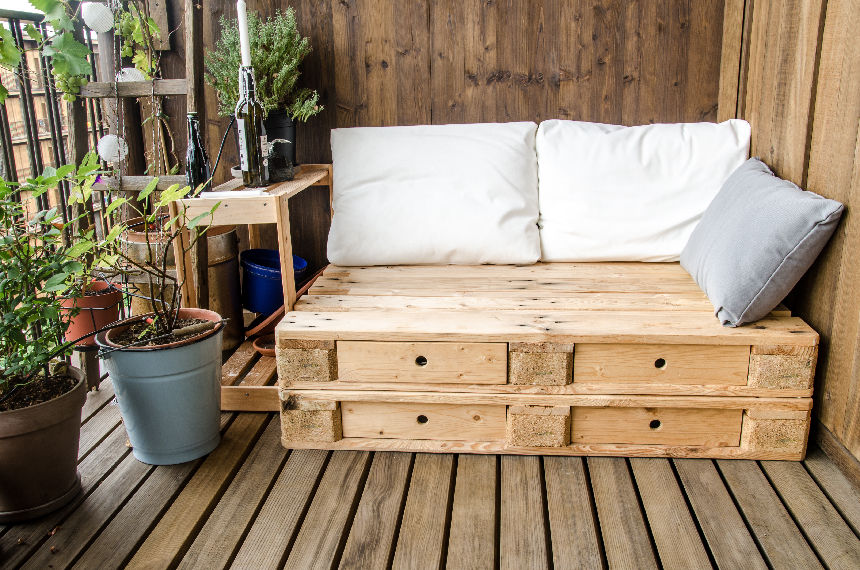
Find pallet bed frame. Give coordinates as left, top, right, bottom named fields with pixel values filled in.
left=275, top=262, right=818, bottom=460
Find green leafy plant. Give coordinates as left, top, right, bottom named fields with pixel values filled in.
left=117, top=1, right=161, bottom=79
left=205, top=8, right=323, bottom=120
left=0, top=155, right=114, bottom=406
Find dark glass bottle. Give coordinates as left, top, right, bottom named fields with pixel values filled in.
left=185, top=112, right=212, bottom=193
left=235, top=66, right=269, bottom=187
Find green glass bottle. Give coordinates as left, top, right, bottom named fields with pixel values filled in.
left=185, top=112, right=211, bottom=193
left=235, top=66, right=269, bottom=187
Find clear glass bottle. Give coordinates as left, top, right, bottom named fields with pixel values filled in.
left=235, top=66, right=269, bottom=187
left=185, top=112, right=211, bottom=193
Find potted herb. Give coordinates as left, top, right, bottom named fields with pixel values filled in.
left=0, top=165, right=106, bottom=522
left=95, top=180, right=224, bottom=465
left=205, top=8, right=323, bottom=181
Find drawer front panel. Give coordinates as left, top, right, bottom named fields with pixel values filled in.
left=341, top=402, right=506, bottom=441
left=573, top=344, right=750, bottom=385
left=337, top=341, right=507, bottom=384
left=571, top=407, right=743, bottom=447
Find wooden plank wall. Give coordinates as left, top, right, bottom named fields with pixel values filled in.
left=720, top=0, right=860, bottom=469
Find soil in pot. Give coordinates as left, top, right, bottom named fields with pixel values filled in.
left=0, top=368, right=87, bottom=522
left=111, top=317, right=211, bottom=347
left=0, top=373, right=78, bottom=412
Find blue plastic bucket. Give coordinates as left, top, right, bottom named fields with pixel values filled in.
left=240, top=249, right=307, bottom=314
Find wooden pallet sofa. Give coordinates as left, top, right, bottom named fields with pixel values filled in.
left=275, top=121, right=843, bottom=460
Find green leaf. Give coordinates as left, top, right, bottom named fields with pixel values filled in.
left=0, top=84, right=8, bottom=105
left=66, top=241, right=93, bottom=259
left=139, top=177, right=159, bottom=201
left=104, top=223, right=125, bottom=244
left=187, top=211, right=212, bottom=229
left=23, top=23, right=43, bottom=43
left=105, top=197, right=128, bottom=216
left=0, top=27, right=22, bottom=70
left=43, top=33, right=91, bottom=77
left=44, top=273, right=69, bottom=292
left=29, top=0, right=73, bottom=31
left=56, top=164, right=76, bottom=178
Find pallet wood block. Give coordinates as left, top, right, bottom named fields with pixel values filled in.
left=506, top=405, right=571, bottom=447
left=275, top=263, right=820, bottom=459
left=509, top=342, right=573, bottom=386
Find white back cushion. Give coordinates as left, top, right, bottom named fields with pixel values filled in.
left=536, top=119, right=751, bottom=261
left=328, top=122, right=540, bottom=266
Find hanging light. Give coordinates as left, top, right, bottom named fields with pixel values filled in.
left=116, top=67, right=146, bottom=82
left=97, top=134, right=128, bottom=164
left=81, top=2, right=115, bottom=34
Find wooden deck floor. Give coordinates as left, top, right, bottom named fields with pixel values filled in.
left=2, top=379, right=860, bottom=569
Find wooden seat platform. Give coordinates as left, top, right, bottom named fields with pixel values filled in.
left=276, top=263, right=819, bottom=460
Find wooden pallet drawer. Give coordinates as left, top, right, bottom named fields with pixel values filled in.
left=571, top=407, right=743, bottom=447
left=337, top=341, right=507, bottom=384
left=573, top=344, right=750, bottom=385
left=341, top=402, right=506, bottom=441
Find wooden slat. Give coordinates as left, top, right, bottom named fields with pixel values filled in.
left=717, top=0, right=747, bottom=121
left=629, top=458, right=711, bottom=569
left=81, top=378, right=115, bottom=424
left=125, top=413, right=270, bottom=568
left=79, top=79, right=188, bottom=98
left=221, top=341, right=259, bottom=386
left=221, top=385, right=279, bottom=412
left=178, top=418, right=287, bottom=568
left=804, top=448, right=860, bottom=534
left=447, top=455, right=497, bottom=570
left=339, top=452, right=413, bottom=569
left=230, top=449, right=329, bottom=569
left=284, top=451, right=371, bottom=569
left=93, top=174, right=187, bottom=192
left=78, top=403, right=122, bottom=461
left=761, top=461, right=860, bottom=568
left=500, top=456, right=549, bottom=569
left=674, top=459, right=768, bottom=569
left=543, top=457, right=602, bottom=569
left=392, top=454, right=454, bottom=569
left=588, top=457, right=657, bottom=569
left=574, top=344, right=750, bottom=385
left=341, top=402, right=506, bottom=442
left=716, top=460, right=822, bottom=568
left=337, top=341, right=508, bottom=384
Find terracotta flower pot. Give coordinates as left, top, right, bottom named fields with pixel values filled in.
left=0, top=367, right=87, bottom=522
left=97, top=308, right=224, bottom=465
left=61, top=280, right=122, bottom=346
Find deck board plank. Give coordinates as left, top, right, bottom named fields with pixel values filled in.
left=630, top=458, right=711, bottom=569
left=447, top=455, right=498, bottom=570
left=0, top=424, right=130, bottom=567
left=674, top=459, right=768, bottom=569
left=81, top=379, right=115, bottom=423
left=340, top=452, right=413, bottom=569
left=716, top=460, right=822, bottom=568
left=500, top=456, right=550, bottom=569
left=392, top=453, right=455, bottom=570
left=804, top=448, right=860, bottom=535
left=543, top=456, right=602, bottom=569
left=125, top=413, right=271, bottom=568
left=178, top=417, right=287, bottom=569
left=588, top=457, right=658, bottom=569
left=230, top=449, right=329, bottom=569
left=761, top=461, right=860, bottom=569
left=284, top=451, right=371, bottom=569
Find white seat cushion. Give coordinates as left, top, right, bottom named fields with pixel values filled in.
left=327, top=122, right=540, bottom=266
left=536, top=119, right=751, bottom=262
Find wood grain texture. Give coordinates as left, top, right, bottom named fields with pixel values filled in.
left=392, top=453, right=454, bottom=570
left=543, top=456, right=602, bottom=569
left=588, top=457, right=657, bottom=569
left=629, top=458, right=711, bottom=570
left=572, top=407, right=742, bottom=446
left=804, top=447, right=860, bottom=535
left=340, top=452, right=413, bottom=569
left=717, top=0, right=746, bottom=121
left=716, top=460, right=822, bottom=568
left=674, top=459, right=768, bottom=570
left=500, top=455, right=550, bottom=570
left=447, top=455, right=497, bottom=570
left=342, top=402, right=506, bottom=442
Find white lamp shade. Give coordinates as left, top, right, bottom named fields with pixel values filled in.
left=116, top=67, right=146, bottom=82
left=97, top=134, right=128, bottom=164
left=81, top=2, right=114, bottom=34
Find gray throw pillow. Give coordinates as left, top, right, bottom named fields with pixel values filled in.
left=681, top=158, right=844, bottom=327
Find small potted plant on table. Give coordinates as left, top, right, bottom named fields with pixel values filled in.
left=95, top=180, right=224, bottom=465
left=205, top=7, right=323, bottom=181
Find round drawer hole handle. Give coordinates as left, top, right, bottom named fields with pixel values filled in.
left=417, top=415, right=429, bottom=424
left=415, top=356, right=428, bottom=366
left=654, top=358, right=667, bottom=369
left=649, top=419, right=662, bottom=430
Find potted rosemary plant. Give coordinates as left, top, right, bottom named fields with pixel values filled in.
left=0, top=164, right=108, bottom=522
left=95, top=180, right=224, bottom=465
left=205, top=8, right=323, bottom=181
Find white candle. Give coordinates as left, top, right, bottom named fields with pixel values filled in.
left=236, top=0, right=252, bottom=68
